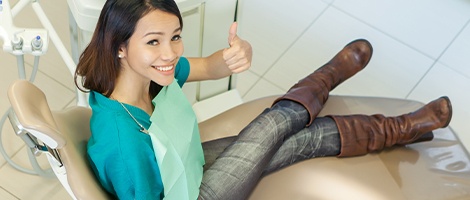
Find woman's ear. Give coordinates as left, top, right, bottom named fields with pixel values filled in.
left=118, top=44, right=127, bottom=59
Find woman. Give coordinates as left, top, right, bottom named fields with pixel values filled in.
left=75, top=0, right=452, bottom=199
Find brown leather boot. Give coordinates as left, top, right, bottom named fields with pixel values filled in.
left=328, top=96, right=453, bottom=157
left=272, top=39, right=373, bottom=126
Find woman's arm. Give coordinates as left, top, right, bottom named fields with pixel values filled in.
left=186, top=22, right=252, bottom=82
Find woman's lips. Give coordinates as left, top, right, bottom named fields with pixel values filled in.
left=153, top=65, right=174, bottom=72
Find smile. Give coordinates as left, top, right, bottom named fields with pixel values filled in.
left=153, top=65, right=174, bottom=72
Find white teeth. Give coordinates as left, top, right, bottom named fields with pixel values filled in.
left=154, top=66, right=173, bottom=71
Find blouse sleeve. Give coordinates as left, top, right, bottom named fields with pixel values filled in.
left=174, top=57, right=190, bottom=87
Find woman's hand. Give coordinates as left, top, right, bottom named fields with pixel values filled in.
left=223, top=22, right=253, bottom=74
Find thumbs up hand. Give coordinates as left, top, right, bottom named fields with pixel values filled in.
left=223, top=22, right=253, bottom=74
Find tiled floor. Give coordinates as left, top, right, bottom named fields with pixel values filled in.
left=0, top=0, right=469, bottom=199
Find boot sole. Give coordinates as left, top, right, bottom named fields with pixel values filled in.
left=440, top=96, right=453, bottom=128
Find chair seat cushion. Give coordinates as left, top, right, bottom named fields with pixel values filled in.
left=199, top=95, right=470, bottom=200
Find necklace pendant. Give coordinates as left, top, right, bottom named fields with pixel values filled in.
left=117, top=100, right=150, bottom=135
left=140, top=127, right=149, bottom=134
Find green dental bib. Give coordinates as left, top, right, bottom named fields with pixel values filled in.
left=149, top=80, right=205, bottom=200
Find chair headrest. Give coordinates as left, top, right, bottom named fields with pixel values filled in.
left=7, top=80, right=66, bottom=148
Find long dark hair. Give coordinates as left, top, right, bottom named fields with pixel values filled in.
left=74, top=0, right=183, bottom=98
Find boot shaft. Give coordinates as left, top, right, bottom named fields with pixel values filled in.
left=330, top=96, right=452, bottom=157
left=272, top=39, right=373, bottom=126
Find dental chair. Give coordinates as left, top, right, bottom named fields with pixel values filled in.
left=8, top=79, right=470, bottom=200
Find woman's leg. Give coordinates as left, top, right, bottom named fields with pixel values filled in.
left=199, top=97, right=452, bottom=199
left=202, top=117, right=341, bottom=176
left=262, top=117, right=340, bottom=175
left=202, top=136, right=237, bottom=172
left=199, top=100, right=308, bottom=200
left=254, top=97, right=453, bottom=175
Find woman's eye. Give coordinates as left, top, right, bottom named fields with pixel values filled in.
left=172, top=35, right=182, bottom=41
left=147, top=40, right=159, bottom=45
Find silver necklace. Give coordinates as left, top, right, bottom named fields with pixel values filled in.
left=117, top=101, right=149, bottom=134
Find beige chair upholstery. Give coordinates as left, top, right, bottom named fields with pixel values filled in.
left=8, top=80, right=470, bottom=200
left=8, top=80, right=110, bottom=200
left=200, top=96, right=470, bottom=200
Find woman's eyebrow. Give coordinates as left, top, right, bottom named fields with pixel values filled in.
left=143, top=27, right=182, bottom=37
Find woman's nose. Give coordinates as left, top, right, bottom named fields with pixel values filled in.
left=160, top=44, right=177, bottom=61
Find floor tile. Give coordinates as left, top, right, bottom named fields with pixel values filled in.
left=439, top=22, right=470, bottom=79
left=0, top=187, right=18, bottom=200
left=0, top=146, right=65, bottom=199
left=0, top=53, right=24, bottom=109
left=242, top=78, right=284, bottom=102
left=408, top=63, right=470, bottom=151
left=46, top=184, right=73, bottom=200
left=264, top=7, right=434, bottom=98
left=237, top=0, right=329, bottom=76
left=332, top=0, right=470, bottom=59
left=0, top=124, right=26, bottom=169
left=235, top=70, right=260, bottom=97
left=0, top=53, right=30, bottom=168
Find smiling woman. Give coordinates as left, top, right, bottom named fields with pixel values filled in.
left=74, top=0, right=254, bottom=198
left=73, top=0, right=453, bottom=199
left=116, top=9, right=184, bottom=107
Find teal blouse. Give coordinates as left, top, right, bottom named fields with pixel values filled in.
left=87, top=57, right=190, bottom=199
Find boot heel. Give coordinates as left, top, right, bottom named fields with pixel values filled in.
left=408, top=131, right=434, bottom=144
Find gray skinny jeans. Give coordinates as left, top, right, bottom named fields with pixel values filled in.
left=198, top=100, right=340, bottom=200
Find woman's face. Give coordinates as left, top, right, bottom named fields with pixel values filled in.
left=119, top=9, right=183, bottom=86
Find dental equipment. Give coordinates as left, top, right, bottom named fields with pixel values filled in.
left=0, top=0, right=86, bottom=178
